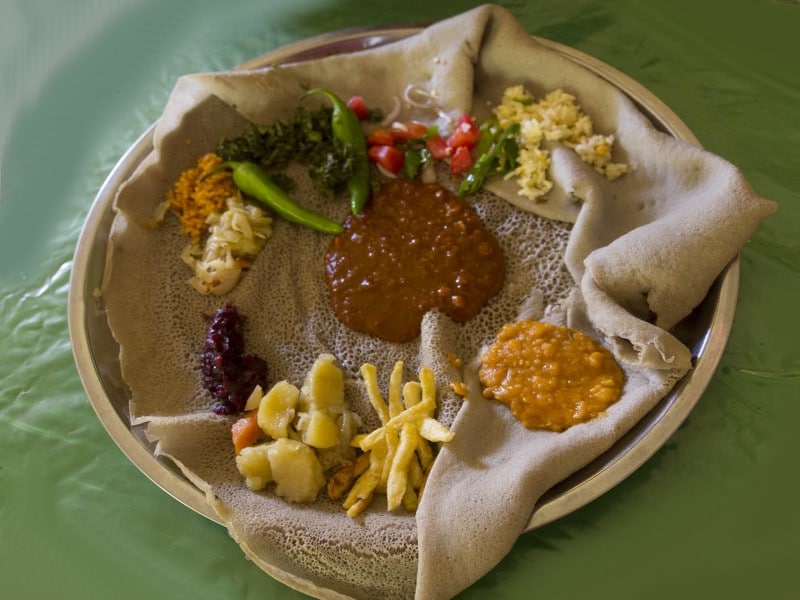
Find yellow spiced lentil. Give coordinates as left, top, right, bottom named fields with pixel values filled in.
left=167, top=153, right=239, bottom=243
left=478, top=320, right=624, bottom=432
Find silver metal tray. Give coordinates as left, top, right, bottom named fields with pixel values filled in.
left=68, top=25, right=738, bottom=532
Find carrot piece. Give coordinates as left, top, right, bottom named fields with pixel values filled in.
left=231, top=410, right=262, bottom=453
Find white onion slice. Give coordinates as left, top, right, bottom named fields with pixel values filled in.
left=379, top=96, right=401, bottom=127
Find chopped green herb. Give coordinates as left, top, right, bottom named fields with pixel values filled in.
left=215, top=105, right=355, bottom=196
left=309, top=141, right=356, bottom=194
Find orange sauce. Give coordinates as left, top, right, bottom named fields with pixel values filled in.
left=478, top=320, right=624, bottom=432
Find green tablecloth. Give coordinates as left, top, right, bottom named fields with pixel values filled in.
left=2, top=0, right=798, bottom=598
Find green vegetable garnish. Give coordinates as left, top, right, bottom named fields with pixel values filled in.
left=215, top=106, right=353, bottom=197
left=303, top=88, right=370, bottom=215
left=458, top=121, right=520, bottom=196
left=403, top=147, right=423, bottom=179
left=205, top=161, right=344, bottom=235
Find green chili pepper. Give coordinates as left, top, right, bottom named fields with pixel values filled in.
left=403, top=147, right=423, bottom=179
left=304, top=88, right=370, bottom=214
left=205, top=161, right=344, bottom=235
left=458, top=122, right=520, bottom=196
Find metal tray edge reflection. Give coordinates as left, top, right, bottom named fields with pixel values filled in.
left=67, top=25, right=738, bottom=533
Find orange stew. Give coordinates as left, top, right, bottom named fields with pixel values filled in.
left=324, top=179, right=505, bottom=343
left=479, top=320, right=624, bottom=432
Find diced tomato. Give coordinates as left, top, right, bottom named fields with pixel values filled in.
left=389, top=120, right=429, bottom=140
left=368, top=144, right=405, bottom=174
left=449, top=145, right=473, bottom=175
left=426, top=134, right=451, bottom=160
left=446, top=114, right=481, bottom=149
left=366, top=129, right=396, bottom=147
left=347, top=96, right=370, bottom=121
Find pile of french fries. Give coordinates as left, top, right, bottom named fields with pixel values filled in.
left=327, top=361, right=454, bottom=516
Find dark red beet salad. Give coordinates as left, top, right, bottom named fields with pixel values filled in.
left=200, top=303, right=267, bottom=415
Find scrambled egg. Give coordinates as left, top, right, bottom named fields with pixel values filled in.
left=494, top=86, right=628, bottom=202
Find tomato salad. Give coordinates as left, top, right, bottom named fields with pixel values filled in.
left=363, top=109, right=516, bottom=186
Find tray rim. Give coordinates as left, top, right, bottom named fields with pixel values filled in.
left=68, top=24, right=739, bottom=534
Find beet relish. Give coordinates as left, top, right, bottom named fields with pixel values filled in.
left=200, top=303, right=267, bottom=415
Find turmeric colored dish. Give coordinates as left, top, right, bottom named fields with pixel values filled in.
left=479, top=320, right=624, bottom=432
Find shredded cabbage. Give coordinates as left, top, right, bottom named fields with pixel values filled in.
left=183, top=196, right=273, bottom=295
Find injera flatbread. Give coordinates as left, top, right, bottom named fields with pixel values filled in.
left=102, top=4, right=777, bottom=599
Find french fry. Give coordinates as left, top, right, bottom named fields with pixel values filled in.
left=356, top=400, right=433, bottom=451
left=346, top=497, right=372, bottom=518
left=327, top=461, right=356, bottom=501
left=401, top=380, right=436, bottom=470
left=419, top=366, right=436, bottom=406
left=353, top=449, right=371, bottom=476
left=326, top=451, right=371, bottom=501
left=418, top=417, right=454, bottom=442
left=386, top=423, right=419, bottom=510
left=402, top=381, right=421, bottom=408
left=350, top=433, right=367, bottom=448
left=355, top=429, right=383, bottom=451
left=360, top=363, right=390, bottom=424
left=369, top=437, right=389, bottom=476
left=407, top=453, right=423, bottom=488
left=416, top=441, right=434, bottom=471
left=339, top=361, right=454, bottom=516
left=340, top=452, right=378, bottom=515
left=379, top=426, right=400, bottom=491
left=343, top=470, right=379, bottom=515
left=389, top=398, right=436, bottom=427
left=388, top=361, right=405, bottom=418
left=402, top=485, right=418, bottom=512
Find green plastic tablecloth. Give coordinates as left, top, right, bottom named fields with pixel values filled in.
left=2, top=0, right=798, bottom=598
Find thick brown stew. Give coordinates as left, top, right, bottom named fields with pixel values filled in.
left=324, top=179, right=505, bottom=342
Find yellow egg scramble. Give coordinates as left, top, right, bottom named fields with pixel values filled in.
left=493, top=86, right=628, bottom=203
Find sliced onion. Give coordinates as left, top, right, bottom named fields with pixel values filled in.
left=403, top=84, right=435, bottom=109
left=436, top=109, right=457, bottom=131
left=376, top=163, right=399, bottom=179
left=379, top=96, right=401, bottom=127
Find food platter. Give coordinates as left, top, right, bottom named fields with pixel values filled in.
left=68, top=24, right=738, bottom=533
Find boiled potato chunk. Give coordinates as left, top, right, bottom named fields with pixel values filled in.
left=243, top=384, right=264, bottom=411
left=236, top=443, right=274, bottom=491
left=267, top=438, right=326, bottom=502
left=298, top=410, right=340, bottom=449
left=258, top=380, right=299, bottom=439
left=299, top=353, right=344, bottom=413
